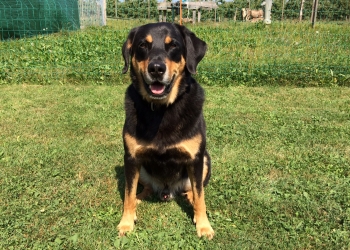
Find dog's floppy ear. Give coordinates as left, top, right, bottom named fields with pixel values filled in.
left=177, top=24, right=207, bottom=74
left=122, top=27, right=138, bottom=74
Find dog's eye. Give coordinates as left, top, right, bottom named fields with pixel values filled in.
left=139, top=42, right=147, bottom=49
left=169, top=42, right=177, bottom=49
left=167, top=41, right=178, bottom=50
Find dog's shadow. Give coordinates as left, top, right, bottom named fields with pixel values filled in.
left=114, top=165, right=194, bottom=220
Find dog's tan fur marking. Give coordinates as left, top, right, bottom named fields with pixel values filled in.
left=145, top=35, right=153, bottom=43
left=132, top=57, right=149, bottom=74
left=166, top=56, right=186, bottom=105
left=183, top=155, right=208, bottom=205
left=124, top=133, right=147, bottom=158
left=124, top=133, right=201, bottom=160
left=131, top=57, right=151, bottom=102
left=187, top=166, right=214, bottom=239
left=165, top=36, right=172, bottom=44
left=117, top=170, right=140, bottom=235
left=127, top=40, right=132, bottom=49
left=202, top=155, right=209, bottom=181
left=175, top=133, right=202, bottom=159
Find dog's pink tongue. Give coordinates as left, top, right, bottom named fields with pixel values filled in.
left=150, top=83, right=165, bottom=95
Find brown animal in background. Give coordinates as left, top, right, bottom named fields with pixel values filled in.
left=245, top=8, right=264, bottom=21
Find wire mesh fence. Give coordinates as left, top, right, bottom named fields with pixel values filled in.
left=108, top=0, right=350, bottom=22
left=0, top=0, right=349, bottom=86
left=0, top=0, right=80, bottom=40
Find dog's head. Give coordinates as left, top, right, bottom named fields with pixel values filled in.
left=122, top=23, right=207, bottom=105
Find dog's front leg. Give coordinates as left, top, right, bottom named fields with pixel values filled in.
left=118, top=156, right=140, bottom=236
left=187, top=159, right=214, bottom=240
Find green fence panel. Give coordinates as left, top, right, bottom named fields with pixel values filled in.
left=0, top=0, right=80, bottom=40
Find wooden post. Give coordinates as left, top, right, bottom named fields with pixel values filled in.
left=193, top=10, right=196, bottom=24
left=264, top=0, right=272, bottom=24
left=179, top=0, right=182, bottom=25
left=198, top=9, right=201, bottom=23
left=102, top=0, right=107, bottom=26
left=281, top=0, right=285, bottom=21
left=115, top=0, right=118, bottom=18
left=299, top=0, right=305, bottom=21
left=311, top=0, right=319, bottom=28
left=163, top=10, right=167, bottom=22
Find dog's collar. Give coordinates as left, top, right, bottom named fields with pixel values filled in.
left=150, top=102, right=164, bottom=111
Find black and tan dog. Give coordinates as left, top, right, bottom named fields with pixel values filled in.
left=118, top=23, right=214, bottom=239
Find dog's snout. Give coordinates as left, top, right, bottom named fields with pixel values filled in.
left=148, top=61, right=166, bottom=77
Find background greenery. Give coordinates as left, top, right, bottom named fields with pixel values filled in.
left=1, top=20, right=349, bottom=87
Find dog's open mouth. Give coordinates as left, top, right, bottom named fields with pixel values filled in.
left=149, top=82, right=166, bottom=95
left=143, top=74, right=175, bottom=100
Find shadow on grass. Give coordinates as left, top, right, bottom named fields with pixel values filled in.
left=114, top=165, right=194, bottom=220
left=114, top=165, right=125, bottom=200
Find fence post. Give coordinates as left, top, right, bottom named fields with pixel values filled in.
left=299, top=0, right=305, bottom=21
left=179, top=0, right=182, bottom=25
left=102, top=0, right=106, bottom=26
left=311, top=0, right=319, bottom=28
left=264, top=0, right=272, bottom=24
left=115, top=0, right=118, bottom=18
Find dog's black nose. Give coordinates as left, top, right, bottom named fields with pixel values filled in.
left=148, top=61, right=166, bottom=77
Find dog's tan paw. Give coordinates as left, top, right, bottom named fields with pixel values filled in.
left=196, top=224, right=214, bottom=240
left=117, top=218, right=135, bottom=236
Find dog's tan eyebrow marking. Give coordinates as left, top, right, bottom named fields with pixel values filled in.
left=145, top=35, right=153, bottom=43
left=165, top=36, right=172, bottom=44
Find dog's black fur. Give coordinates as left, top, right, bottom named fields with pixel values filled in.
left=118, top=22, right=214, bottom=239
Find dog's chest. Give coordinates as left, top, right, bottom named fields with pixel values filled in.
left=124, top=132, right=202, bottom=162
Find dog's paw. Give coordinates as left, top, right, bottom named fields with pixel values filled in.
left=117, top=223, right=134, bottom=236
left=193, top=216, right=214, bottom=240
left=117, top=217, right=136, bottom=236
left=196, top=224, right=214, bottom=240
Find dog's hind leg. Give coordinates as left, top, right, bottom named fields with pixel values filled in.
left=182, top=190, right=194, bottom=205
left=136, top=183, right=153, bottom=204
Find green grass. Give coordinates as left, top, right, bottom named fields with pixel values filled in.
left=1, top=19, right=349, bottom=86
left=1, top=85, right=349, bottom=249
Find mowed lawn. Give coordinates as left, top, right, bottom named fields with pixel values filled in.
left=0, top=85, right=349, bottom=249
